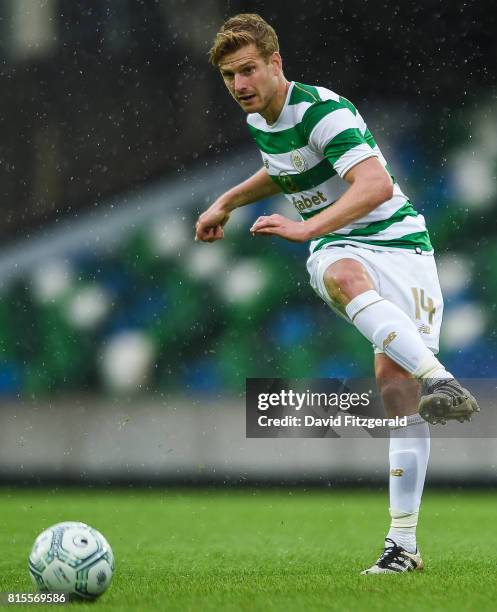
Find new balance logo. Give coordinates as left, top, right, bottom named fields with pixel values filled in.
left=383, top=331, right=397, bottom=351
left=390, top=468, right=404, bottom=477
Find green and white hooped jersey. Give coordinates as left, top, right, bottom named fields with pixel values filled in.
left=246, top=81, right=433, bottom=254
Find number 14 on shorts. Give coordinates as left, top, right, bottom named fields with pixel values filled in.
left=411, top=287, right=436, bottom=325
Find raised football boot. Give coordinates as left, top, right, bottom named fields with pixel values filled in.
left=418, top=378, right=479, bottom=425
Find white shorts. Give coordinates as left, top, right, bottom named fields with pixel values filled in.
left=306, top=244, right=444, bottom=354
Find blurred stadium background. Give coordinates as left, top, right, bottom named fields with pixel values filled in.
left=0, top=0, right=496, bottom=485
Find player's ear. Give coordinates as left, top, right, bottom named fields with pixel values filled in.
left=270, top=52, right=282, bottom=75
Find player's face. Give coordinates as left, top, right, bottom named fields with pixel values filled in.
left=219, top=44, right=281, bottom=114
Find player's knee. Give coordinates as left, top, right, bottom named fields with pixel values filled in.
left=323, top=259, right=373, bottom=303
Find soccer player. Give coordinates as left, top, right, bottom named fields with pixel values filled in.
left=195, top=14, right=478, bottom=574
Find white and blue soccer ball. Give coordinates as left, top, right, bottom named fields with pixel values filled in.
left=28, top=522, right=115, bottom=600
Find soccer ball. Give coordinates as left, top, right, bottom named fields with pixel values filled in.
left=28, top=522, right=114, bottom=600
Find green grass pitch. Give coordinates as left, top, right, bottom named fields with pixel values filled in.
left=0, top=488, right=496, bottom=611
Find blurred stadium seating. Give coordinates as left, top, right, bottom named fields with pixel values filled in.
left=0, top=2, right=495, bottom=486
left=0, top=98, right=495, bottom=398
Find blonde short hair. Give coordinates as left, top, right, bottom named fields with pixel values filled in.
left=209, top=13, right=279, bottom=67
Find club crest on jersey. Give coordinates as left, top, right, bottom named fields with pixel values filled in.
left=290, top=150, right=308, bottom=173
left=263, top=158, right=269, bottom=169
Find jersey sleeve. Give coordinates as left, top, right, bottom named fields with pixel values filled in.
left=303, top=101, right=378, bottom=178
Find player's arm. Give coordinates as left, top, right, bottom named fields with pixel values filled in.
left=304, top=157, right=393, bottom=237
left=195, top=167, right=281, bottom=242
left=250, top=157, right=392, bottom=242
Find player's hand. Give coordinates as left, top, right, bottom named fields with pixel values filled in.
left=195, top=204, right=230, bottom=242
left=250, top=214, right=310, bottom=243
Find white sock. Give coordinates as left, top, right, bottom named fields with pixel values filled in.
left=345, top=290, right=452, bottom=379
left=386, top=414, right=430, bottom=553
